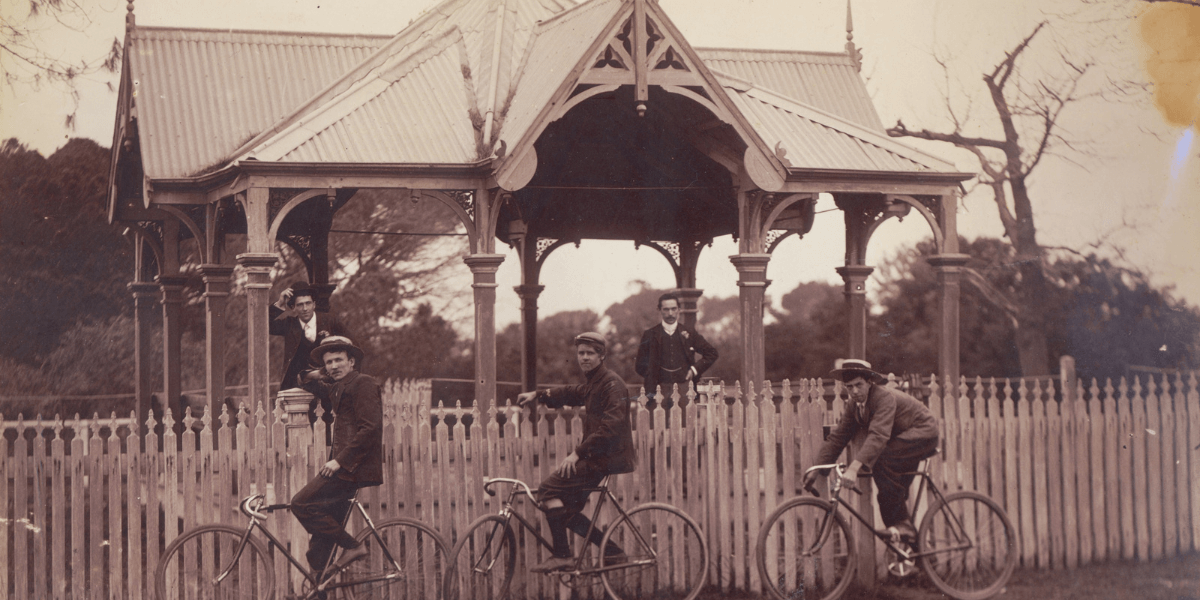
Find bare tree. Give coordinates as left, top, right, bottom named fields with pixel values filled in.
left=1, top=0, right=121, bottom=128
left=886, top=21, right=1105, bottom=376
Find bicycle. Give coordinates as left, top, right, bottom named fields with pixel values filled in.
left=444, top=475, right=709, bottom=600
left=155, top=493, right=448, bottom=600
left=755, top=461, right=1017, bottom=600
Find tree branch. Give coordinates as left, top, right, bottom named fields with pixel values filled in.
left=886, top=120, right=1008, bottom=150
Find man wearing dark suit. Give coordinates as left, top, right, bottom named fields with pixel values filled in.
left=634, top=292, right=719, bottom=402
left=517, top=332, right=636, bottom=573
left=292, top=336, right=382, bottom=578
left=270, top=283, right=349, bottom=423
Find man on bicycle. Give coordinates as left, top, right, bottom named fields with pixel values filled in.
left=293, top=336, right=383, bottom=578
left=802, top=359, right=938, bottom=542
left=517, top=331, right=637, bottom=573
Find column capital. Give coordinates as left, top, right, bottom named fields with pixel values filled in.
left=128, top=281, right=160, bottom=297
left=926, top=253, right=971, bottom=269
left=198, top=264, right=235, bottom=280
left=236, top=252, right=281, bottom=271
left=728, top=253, right=771, bottom=272
left=835, top=264, right=875, bottom=281
left=514, top=284, right=545, bottom=299
left=464, top=253, right=506, bottom=274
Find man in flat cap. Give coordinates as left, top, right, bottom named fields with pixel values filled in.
left=802, top=359, right=939, bottom=543
left=517, top=332, right=637, bottom=572
left=291, top=336, right=382, bottom=579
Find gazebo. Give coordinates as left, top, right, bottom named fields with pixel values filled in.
left=107, top=0, right=973, bottom=427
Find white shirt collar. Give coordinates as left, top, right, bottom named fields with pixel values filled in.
left=661, top=321, right=678, bottom=336
left=302, top=315, right=317, bottom=342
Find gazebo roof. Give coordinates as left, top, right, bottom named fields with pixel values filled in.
left=115, top=0, right=956, bottom=184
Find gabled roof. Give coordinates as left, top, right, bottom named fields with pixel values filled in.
left=127, top=27, right=390, bottom=179
left=236, top=0, right=575, bottom=167
left=248, top=28, right=478, bottom=164
left=716, top=72, right=955, bottom=173
left=695, top=47, right=884, bottom=132
left=498, top=0, right=625, bottom=153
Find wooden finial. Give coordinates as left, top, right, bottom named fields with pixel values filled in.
left=126, top=0, right=136, bottom=30
left=845, top=0, right=862, bottom=72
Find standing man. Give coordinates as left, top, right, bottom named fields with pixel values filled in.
left=292, top=336, right=382, bottom=579
left=635, top=292, right=719, bottom=403
left=517, top=332, right=636, bottom=572
left=801, top=359, right=939, bottom=541
left=271, top=282, right=349, bottom=423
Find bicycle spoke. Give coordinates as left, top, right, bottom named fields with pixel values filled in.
left=600, top=503, right=708, bottom=600
left=155, top=525, right=274, bottom=600
left=918, top=492, right=1017, bottom=600
left=339, top=518, right=448, bottom=600
left=756, top=497, right=855, bottom=600
left=445, top=514, right=516, bottom=600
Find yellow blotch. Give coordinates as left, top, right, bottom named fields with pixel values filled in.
left=1140, top=4, right=1200, bottom=127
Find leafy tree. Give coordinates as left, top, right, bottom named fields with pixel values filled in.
left=764, top=282, right=846, bottom=382
left=496, top=309, right=602, bottom=385
left=869, top=237, right=1200, bottom=381
left=0, top=138, right=133, bottom=366
left=370, top=302, right=471, bottom=381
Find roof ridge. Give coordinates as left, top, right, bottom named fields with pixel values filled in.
left=133, top=25, right=393, bottom=41
left=695, top=46, right=854, bottom=62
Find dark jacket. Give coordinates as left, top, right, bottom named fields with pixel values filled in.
left=634, top=323, right=719, bottom=397
left=815, top=384, right=939, bottom=470
left=303, top=370, right=384, bottom=487
left=537, top=365, right=637, bottom=475
left=269, top=305, right=349, bottom=390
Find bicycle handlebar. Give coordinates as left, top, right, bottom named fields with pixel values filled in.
left=483, top=477, right=537, bottom=504
left=801, top=463, right=866, bottom=497
left=240, top=494, right=269, bottom=520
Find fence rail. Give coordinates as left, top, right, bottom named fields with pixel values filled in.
left=3, top=371, right=1199, bottom=599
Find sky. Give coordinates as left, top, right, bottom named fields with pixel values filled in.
left=2, top=0, right=1197, bottom=331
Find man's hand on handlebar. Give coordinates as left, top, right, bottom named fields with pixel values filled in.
left=840, top=460, right=863, bottom=493
left=516, top=391, right=538, bottom=408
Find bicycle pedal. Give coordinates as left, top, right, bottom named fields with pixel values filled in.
left=886, top=542, right=917, bottom=578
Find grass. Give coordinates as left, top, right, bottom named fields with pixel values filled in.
left=692, top=552, right=1200, bottom=600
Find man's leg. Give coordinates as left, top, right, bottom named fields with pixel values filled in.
left=873, top=437, right=939, bottom=531
left=290, top=475, right=360, bottom=574
left=533, top=467, right=603, bottom=571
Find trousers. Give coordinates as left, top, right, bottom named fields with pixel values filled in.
left=871, top=436, right=939, bottom=527
left=290, top=474, right=360, bottom=573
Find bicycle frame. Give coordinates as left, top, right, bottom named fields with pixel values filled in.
left=215, top=494, right=406, bottom=595
left=480, top=477, right=655, bottom=577
left=804, top=464, right=975, bottom=562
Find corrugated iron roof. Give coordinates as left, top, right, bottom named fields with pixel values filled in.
left=498, top=0, right=624, bottom=152
left=129, top=27, right=390, bottom=178
left=695, top=47, right=884, bottom=132
left=240, top=0, right=574, bottom=165
left=272, top=31, right=478, bottom=164
left=722, top=76, right=955, bottom=173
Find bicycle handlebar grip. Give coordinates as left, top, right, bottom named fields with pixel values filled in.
left=804, top=483, right=821, bottom=498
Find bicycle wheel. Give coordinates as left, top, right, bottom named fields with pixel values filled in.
left=755, top=497, right=856, bottom=600
left=155, top=523, right=274, bottom=600
left=599, top=502, right=708, bottom=600
left=336, top=518, right=449, bottom=600
left=443, top=514, right=516, bottom=600
left=917, top=491, right=1017, bottom=600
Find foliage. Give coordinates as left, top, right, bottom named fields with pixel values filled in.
left=764, top=282, right=846, bottom=381
left=369, top=302, right=471, bottom=381
left=1, top=0, right=122, bottom=127
left=0, top=138, right=133, bottom=367
left=497, top=309, right=602, bottom=385
left=869, top=237, right=1200, bottom=380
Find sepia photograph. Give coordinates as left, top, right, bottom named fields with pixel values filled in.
left=1, top=0, right=1197, bottom=598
